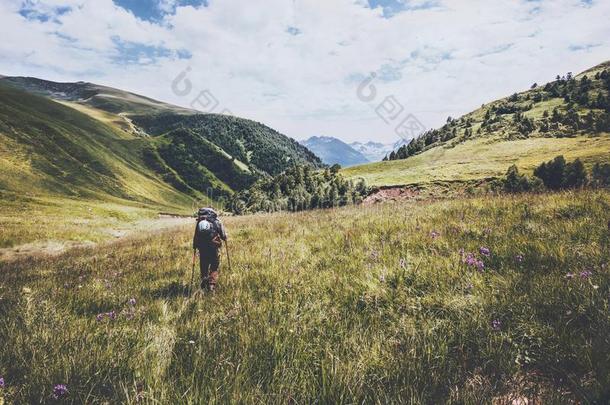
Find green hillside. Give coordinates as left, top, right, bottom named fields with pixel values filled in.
left=0, top=82, right=206, bottom=247
left=0, top=82, right=195, bottom=206
left=1, top=76, right=323, bottom=197
left=0, top=78, right=323, bottom=247
left=131, top=112, right=323, bottom=176
left=344, top=61, right=610, bottom=187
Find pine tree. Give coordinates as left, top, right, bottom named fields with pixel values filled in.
left=563, top=158, right=587, bottom=188
left=534, top=156, right=566, bottom=190
left=592, top=163, right=610, bottom=187
left=595, top=93, right=606, bottom=109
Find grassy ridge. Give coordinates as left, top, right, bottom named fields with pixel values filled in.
left=343, top=134, right=610, bottom=186
left=0, top=76, right=195, bottom=116
left=0, top=78, right=326, bottom=238
left=344, top=61, right=610, bottom=187
left=0, top=83, right=209, bottom=248
left=0, top=82, right=197, bottom=206
left=1, top=191, right=608, bottom=403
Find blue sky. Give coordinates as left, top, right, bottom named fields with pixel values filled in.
left=113, top=0, right=207, bottom=21
left=366, top=0, right=439, bottom=17
left=112, top=0, right=431, bottom=21
left=1, top=0, right=609, bottom=143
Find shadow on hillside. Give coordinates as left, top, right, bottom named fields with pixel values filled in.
left=148, top=280, right=191, bottom=299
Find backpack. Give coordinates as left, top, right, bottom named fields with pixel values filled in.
left=196, top=218, right=222, bottom=248
left=198, top=207, right=218, bottom=220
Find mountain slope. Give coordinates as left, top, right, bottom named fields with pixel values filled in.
left=0, top=81, right=194, bottom=207
left=134, top=113, right=323, bottom=176
left=0, top=76, right=194, bottom=115
left=301, top=136, right=369, bottom=167
left=344, top=61, right=610, bottom=186
left=0, top=76, right=324, bottom=200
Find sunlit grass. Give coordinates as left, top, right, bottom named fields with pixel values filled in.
left=1, top=191, right=609, bottom=403
left=343, top=134, right=610, bottom=187
left=0, top=194, right=195, bottom=249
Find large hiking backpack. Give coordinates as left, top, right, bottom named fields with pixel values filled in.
left=198, top=207, right=218, bottom=220
left=197, top=218, right=222, bottom=248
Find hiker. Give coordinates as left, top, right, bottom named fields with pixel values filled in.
left=193, top=208, right=227, bottom=291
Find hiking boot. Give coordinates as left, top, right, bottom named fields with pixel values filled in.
left=209, top=271, right=219, bottom=291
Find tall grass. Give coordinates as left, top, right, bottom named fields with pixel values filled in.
left=1, top=191, right=609, bottom=403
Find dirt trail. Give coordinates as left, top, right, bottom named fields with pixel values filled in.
left=0, top=217, right=192, bottom=262
left=363, top=186, right=421, bottom=205
left=363, top=179, right=496, bottom=205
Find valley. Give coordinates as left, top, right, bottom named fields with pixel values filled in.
left=0, top=77, right=321, bottom=248
left=1, top=62, right=609, bottom=404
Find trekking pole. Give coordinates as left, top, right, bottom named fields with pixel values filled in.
left=189, top=250, right=197, bottom=293
left=225, top=241, right=233, bottom=272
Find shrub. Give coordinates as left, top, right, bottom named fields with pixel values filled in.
left=533, top=156, right=591, bottom=190
left=591, top=163, right=610, bottom=187
left=503, top=165, right=544, bottom=193
left=534, top=156, right=567, bottom=190
left=562, top=158, right=588, bottom=189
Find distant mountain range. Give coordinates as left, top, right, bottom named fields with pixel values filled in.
left=349, top=140, right=405, bottom=162
left=301, top=136, right=369, bottom=167
left=301, top=136, right=403, bottom=167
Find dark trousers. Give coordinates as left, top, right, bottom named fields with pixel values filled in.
left=199, top=248, right=221, bottom=289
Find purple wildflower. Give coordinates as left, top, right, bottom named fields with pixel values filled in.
left=464, top=253, right=477, bottom=266
left=580, top=270, right=593, bottom=280
left=96, top=313, right=105, bottom=322
left=128, top=298, right=137, bottom=306
left=430, top=230, right=440, bottom=239
left=53, top=384, right=68, bottom=399
left=515, top=254, right=524, bottom=263
left=0, top=377, right=5, bottom=388
left=479, top=247, right=491, bottom=257
left=491, top=319, right=502, bottom=331
left=106, top=311, right=117, bottom=321
left=476, top=260, right=485, bottom=272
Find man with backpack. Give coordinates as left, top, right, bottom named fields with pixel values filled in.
left=193, top=207, right=227, bottom=292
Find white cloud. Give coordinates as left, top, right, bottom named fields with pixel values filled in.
left=1, top=0, right=609, bottom=143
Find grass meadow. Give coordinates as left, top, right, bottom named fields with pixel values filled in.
left=343, top=134, right=610, bottom=187
left=0, top=195, right=186, bottom=251
left=1, top=191, right=609, bottom=403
